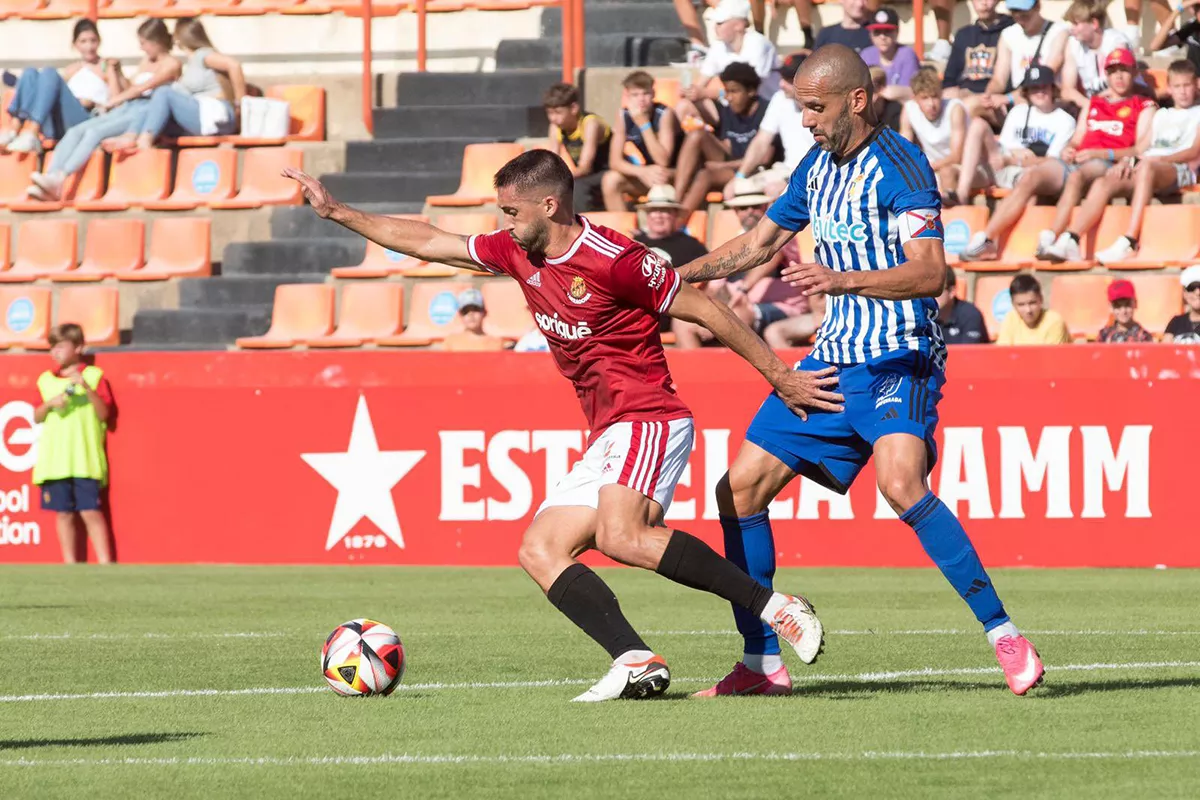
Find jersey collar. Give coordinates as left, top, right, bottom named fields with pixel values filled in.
left=832, top=123, right=885, bottom=167
left=545, top=216, right=592, bottom=265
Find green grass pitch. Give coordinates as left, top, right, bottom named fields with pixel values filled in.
left=1, top=565, right=1198, bottom=799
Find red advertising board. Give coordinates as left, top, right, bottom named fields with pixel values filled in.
left=0, top=346, right=1195, bottom=566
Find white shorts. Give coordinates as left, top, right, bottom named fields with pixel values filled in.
left=537, top=418, right=695, bottom=515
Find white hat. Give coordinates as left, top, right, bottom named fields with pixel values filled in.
left=457, top=288, right=485, bottom=312
left=724, top=176, right=772, bottom=207
left=1181, top=265, right=1200, bottom=289
left=638, top=184, right=684, bottom=210
left=712, top=0, right=751, bottom=24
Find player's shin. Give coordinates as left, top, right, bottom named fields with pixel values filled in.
left=546, top=563, right=653, bottom=660
left=720, top=512, right=783, bottom=668
left=655, top=530, right=776, bottom=616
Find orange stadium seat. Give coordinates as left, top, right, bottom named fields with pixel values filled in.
left=469, top=0, right=559, bottom=9
left=8, top=152, right=106, bottom=212
left=1038, top=205, right=1134, bottom=271
left=1143, top=68, right=1169, bottom=99
left=941, top=206, right=988, bottom=264
left=236, top=284, right=334, bottom=349
left=1101, top=205, right=1200, bottom=269
left=959, top=206, right=1057, bottom=272
left=377, top=281, right=470, bottom=346
left=21, top=0, right=100, bottom=16
left=0, top=219, right=77, bottom=282
left=709, top=209, right=742, bottom=248
left=118, top=217, right=211, bottom=280
left=653, top=78, right=682, bottom=109
left=209, top=147, right=303, bottom=209
left=399, top=213, right=497, bottom=277
left=0, top=286, right=50, bottom=349
left=100, top=0, right=171, bottom=16
left=54, top=219, right=145, bottom=282
left=1049, top=275, right=1111, bottom=339
left=0, top=223, right=10, bottom=271
left=271, top=85, right=325, bottom=141
left=335, top=0, right=405, bottom=17
left=307, top=283, right=405, bottom=347
left=481, top=282, right=533, bottom=339
left=0, top=152, right=37, bottom=207
left=971, top=274, right=1012, bottom=341
left=684, top=210, right=707, bottom=244
left=330, top=215, right=431, bottom=278
left=427, top=143, right=525, bottom=207
left=1128, top=274, right=1183, bottom=336
left=0, top=0, right=46, bottom=17
left=57, top=285, right=120, bottom=346
left=587, top=211, right=637, bottom=236
left=75, top=149, right=170, bottom=211
left=144, top=148, right=237, bottom=210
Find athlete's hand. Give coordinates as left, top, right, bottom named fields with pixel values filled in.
left=781, top=261, right=849, bottom=297
left=771, top=366, right=844, bottom=420
left=283, top=167, right=338, bottom=218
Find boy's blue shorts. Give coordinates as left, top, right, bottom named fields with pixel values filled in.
left=39, top=478, right=103, bottom=512
left=745, top=350, right=944, bottom=494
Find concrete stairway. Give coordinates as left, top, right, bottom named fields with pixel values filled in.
left=497, top=0, right=687, bottom=69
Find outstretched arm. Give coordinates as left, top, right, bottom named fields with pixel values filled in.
left=283, top=168, right=489, bottom=272
left=676, top=213, right=796, bottom=283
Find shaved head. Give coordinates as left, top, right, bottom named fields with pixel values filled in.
left=795, top=43, right=873, bottom=96
left=792, top=44, right=876, bottom=157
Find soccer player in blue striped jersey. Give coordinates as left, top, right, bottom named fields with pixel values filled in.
left=678, top=45, right=1045, bottom=698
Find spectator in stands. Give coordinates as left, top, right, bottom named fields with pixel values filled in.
left=678, top=0, right=778, bottom=123
left=727, top=52, right=814, bottom=200
left=1059, top=0, right=1136, bottom=112
left=1164, top=266, right=1200, bottom=342
left=1149, top=2, right=1200, bottom=74
left=936, top=268, right=989, bottom=344
left=27, top=19, right=181, bottom=202
left=997, top=274, right=1072, bottom=344
left=634, top=185, right=709, bottom=267
left=763, top=290, right=824, bottom=347
left=543, top=83, right=610, bottom=213
left=1097, top=279, right=1154, bottom=343
left=601, top=71, right=679, bottom=211
left=870, top=66, right=905, bottom=132
left=951, top=65, right=1075, bottom=206
left=861, top=7, right=921, bottom=97
left=32, top=324, right=114, bottom=564
left=1, top=20, right=119, bottom=154
left=513, top=326, right=550, bottom=352
left=814, top=0, right=873, bottom=52
left=1130, top=0, right=1174, bottom=53
left=983, top=0, right=1069, bottom=121
left=442, top=289, right=505, bottom=352
left=943, top=0, right=1014, bottom=108
left=962, top=49, right=1154, bottom=261
left=1052, top=60, right=1200, bottom=264
left=900, top=69, right=969, bottom=204
left=675, top=62, right=770, bottom=212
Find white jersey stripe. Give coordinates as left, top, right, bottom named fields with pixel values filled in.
left=583, top=231, right=622, bottom=258
left=657, top=271, right=682, bottom=313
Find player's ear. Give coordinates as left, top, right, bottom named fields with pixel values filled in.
left=848, top=86, right=869, bottom=115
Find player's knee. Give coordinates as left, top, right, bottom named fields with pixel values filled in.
left=717, top=467, right=767, bottom=517
left=878, top=473, right=927, bottom=515
left=517, top=531, right=556, bottom=579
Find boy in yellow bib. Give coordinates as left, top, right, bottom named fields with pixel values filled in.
left=32, top=324, right=114, bottom=564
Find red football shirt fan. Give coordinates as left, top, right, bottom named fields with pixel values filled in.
left=468, top=216, right=694, bottom=514
left=1080, top=94, right=1155, bottom=152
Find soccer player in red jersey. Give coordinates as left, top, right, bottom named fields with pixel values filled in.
left=285, top=152, right=843, bottom=701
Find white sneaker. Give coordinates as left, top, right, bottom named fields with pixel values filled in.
left=928, top=38, right=953, bottom=64
left=1034, top=229, right=1056, bottom=259
left=1095, top=236, right=1136, bottom=265
left=6, top=131, right=41, bottom=154
left=0, top=130, right=15, bottom=150
left=24, top=183, right=47, bottom=201
left=768, top=595, right=825, bottom=665
left=31, top=171, right=64, bottom=201
left=961, top=232, right=997, bottom=261
left=571, top=654, right=670, bottom=702
left=1044, top=232, right=1081, bottom=263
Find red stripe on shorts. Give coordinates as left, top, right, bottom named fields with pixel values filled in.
left=645, top=421, right=671, bottom=497
left=617, top=422, right=645, bottom=488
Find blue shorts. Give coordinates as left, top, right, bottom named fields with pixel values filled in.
left=39, top=478, right=103, bottom=512
left=745, top=351, right=944, bottom=494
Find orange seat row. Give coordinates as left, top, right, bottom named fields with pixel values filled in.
left=0, top=0, right=548, bottom=17
left=0, top=284, right=118, bottom=348
left=0, top=146, right=303, bottom=211
left=237, top=281, right=535, bottom=348
left=0, top=218, right=210, bottom=282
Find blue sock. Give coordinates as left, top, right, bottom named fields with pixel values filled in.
left=719, top=511, right=781, bottom=656
left=901, top=492, right=1009, bottom=632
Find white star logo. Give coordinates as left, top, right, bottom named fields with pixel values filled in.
left=301, top=396, right=425, bottom=551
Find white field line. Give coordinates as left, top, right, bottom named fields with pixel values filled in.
left=1, top=660, right=1196, bottom=704
left=2, top=750, right=1199, bottom=769
left=1, top=632, right=290, bottom=642
left=643, top=629, right=1200, bottom=637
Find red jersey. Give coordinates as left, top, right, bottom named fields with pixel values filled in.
left=1080, top=94, right=1155, bottom=151
left=468, top=216, right=690, bottom=443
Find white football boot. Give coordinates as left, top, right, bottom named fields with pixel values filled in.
left=571, top=653, right=670, bottom=702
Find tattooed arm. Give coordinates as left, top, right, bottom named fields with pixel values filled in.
left=676, top=213, right=798, bottom=283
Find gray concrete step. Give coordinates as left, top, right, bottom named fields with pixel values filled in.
left=222, top=238, right=367, bottom=276
left=395, top=69, right=561, bottom=107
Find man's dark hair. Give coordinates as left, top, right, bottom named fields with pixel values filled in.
left=1168, top=58, right=1198, bottom=79
left=542, top=82, right=579, bottom=108
left=779, top=52, right=806, bottom=83
left=493, top=150, right=575, bottom=200
left=720, top=62, right=761, bottom=92
left=1009, top=274, right=1042, bottom=297
left=944, top=266, right=957, bottom=292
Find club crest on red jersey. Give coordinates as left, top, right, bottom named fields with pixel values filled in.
left=568, top=276, right=592, bottom=305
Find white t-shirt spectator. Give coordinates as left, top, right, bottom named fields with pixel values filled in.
left=1000, top=20, right=1070, bottom=89
left=998, top=104, right=1076, bottom=156
left=759, top=89, right=815, bottom=169
left=1144, top=105, right=1200, bottom=157
left=1068, top=28, right=1135, bottom=96
left=701, top=30, right=780, bottom=94
left=903, top=98, right=965, bottom=163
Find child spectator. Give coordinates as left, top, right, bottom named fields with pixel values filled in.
left=601, top=71, right=679, bottom=211
left=1059, top=0, right=1135, bottom=111
left=1097, top=279, right=1154, bottom=343
left=27, top=18, right=181, bottom=202
left=900, top=69, right=968, bottom=204
left=951, top=65, right=1075, bottom=205
left=730, top=53, right=815, bottom=199
left=937, top=267, right=989, bottom=344
left=997, top=274, right=1072, bottom=345
left=543, top=82, right=611, bottom=213
left=32, top=324, right=114, bottom=564
left=983, top=0, right=1069, bottom=120
left=634, top=185, right=709, bottom=267
left=861, top=8, right=922, bottom=95
left=1, top=20, right=119, bottom=153
left=679, top=0, right=778, bottom=119
left=870, top=67, right=905, bottom=132
left=943, top=0, right=1014, bottom=105
left=442, top=289, right=505, bottom=352
left=1164, top=266, right=1200, bottom=343
left=1150, top=1, right=1200, bottom=75
left=1084, top=60, right=1200, bottom=264
left=675, top=62, right=770, bottom=212
left=962, top=49, right=1154, bottom=262
left=814, top=0, right=874, bottom=52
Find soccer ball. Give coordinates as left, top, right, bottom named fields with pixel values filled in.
left=321, top=619, right=406, bottom=696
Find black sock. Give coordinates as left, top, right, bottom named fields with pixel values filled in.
left=1067, top=232, right=1080, bottom=244
left=1126, top=236, right=1138, bottom=248
left=801, top=24, right=815, bottom=50
left=655, top=531, right=773, bottom=617
left=547, top=564, right=649, bottom=660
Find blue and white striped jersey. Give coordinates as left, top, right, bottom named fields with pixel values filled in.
left=767, top=126, right=947, bottom=369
